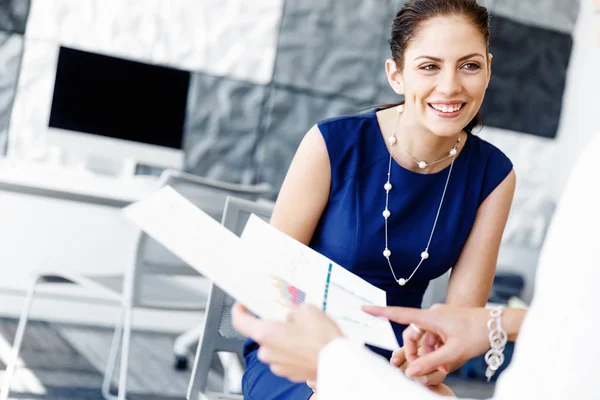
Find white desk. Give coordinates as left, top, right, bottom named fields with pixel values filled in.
left=0, top=158, right=161, bottom=207
left=0, top=158, right=182, bottom=328
left=0, top=158, right=266, bottom=331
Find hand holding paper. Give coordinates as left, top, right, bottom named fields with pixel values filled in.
left=231, top=302, right=343, bottom=383
left=241, top=213, right=399, bottom=350
left=123, top=186, right=399, bottom=350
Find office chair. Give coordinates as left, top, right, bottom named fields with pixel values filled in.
left=186, top=196, right=274, bottom=400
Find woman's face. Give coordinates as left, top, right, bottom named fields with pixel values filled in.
left=387, top=16, right=492, bottom=138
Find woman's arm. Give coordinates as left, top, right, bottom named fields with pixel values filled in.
left=268, top=124, right=331, bottom=244
left=422, top=169, right=516, bottom=376
left=445, top=169, right=516, bottom=307
left=503, top=308, right=526, bottom=342
left=392, top=164, right=516, bottom=385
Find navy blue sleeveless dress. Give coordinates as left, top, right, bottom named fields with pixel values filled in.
left=242, top=109, right=513, bottom=400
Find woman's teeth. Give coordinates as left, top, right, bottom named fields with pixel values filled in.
left=430, top=103, right=464, bottom=113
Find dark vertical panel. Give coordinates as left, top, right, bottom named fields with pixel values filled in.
left=479, top=16, right=572, bottom=138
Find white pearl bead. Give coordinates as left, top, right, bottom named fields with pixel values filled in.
left=397, top=278, right=407, bottom=286
left=383, top=249, right=391, bottom=258
left=382, top=209, right=391, bottom=219
left=384, top=182, right=392, bottom=191
left=397, top=104, right=404, bottom=114
left=418, top=161, right=427, bottom=169
left=421, top=251, right=429, bottom=260
left=388, top=136, right=397, bottom=145
left=450, top=148, right=457, bottom=156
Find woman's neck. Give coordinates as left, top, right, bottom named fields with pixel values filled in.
left=376, top=106, right=466, bottom=174
left=396, top=114, right=462, bottom=163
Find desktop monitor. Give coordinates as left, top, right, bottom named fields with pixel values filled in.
left=47, top=46, right=190, bottom=175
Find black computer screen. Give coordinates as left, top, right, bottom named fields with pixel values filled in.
left=49, top=46, right=190, bottom=150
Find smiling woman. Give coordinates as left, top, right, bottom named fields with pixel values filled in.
left=381, top=3, right=492, bottom=167
left=242, top=1, right=516, bottom=399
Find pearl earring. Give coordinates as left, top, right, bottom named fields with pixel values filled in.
left=397, top=104, right=404, bottom=114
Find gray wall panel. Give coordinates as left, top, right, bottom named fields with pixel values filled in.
left=273, top=0, right=389, bottom=101
left=0, top=32, right=23, bottom=155
left=374, top=1, right=400, bottom=106
left=256, top=87, right=369, bottom=197
left=480, top=0, right=579, bottom=34
left=184, top=73, right=266, bottom=184
left=0, top=0, right=30, bottom=34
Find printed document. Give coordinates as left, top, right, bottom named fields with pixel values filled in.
left=123, top=186, right=399, bottom=350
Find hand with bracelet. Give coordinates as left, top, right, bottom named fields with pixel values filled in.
left=363, top=304, right=526, bottom=379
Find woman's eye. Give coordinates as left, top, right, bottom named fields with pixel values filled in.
left=421, top=64, right=439, bottom=71
left=462, top=63, right=481, bottom=71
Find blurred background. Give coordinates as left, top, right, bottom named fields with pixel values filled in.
left=0, top=0, right=597, bottom=399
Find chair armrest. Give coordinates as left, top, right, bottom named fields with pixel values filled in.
left=158, top=169, right=272, bottom=195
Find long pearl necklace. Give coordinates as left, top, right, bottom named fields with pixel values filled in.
left=383, top=105, right=460, bottom=286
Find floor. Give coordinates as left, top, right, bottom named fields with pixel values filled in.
left=0, top=317, right=226, bottom=400
left=0, top=317, right=496, bottom=399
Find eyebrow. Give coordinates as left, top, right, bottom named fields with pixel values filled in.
left=414, top=53, right=485, bottom=62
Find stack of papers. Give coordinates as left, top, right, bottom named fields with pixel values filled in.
left=123, top=186, right=399, bottom=350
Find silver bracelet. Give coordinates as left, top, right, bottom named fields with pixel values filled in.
left=484, top=306, right=508, bottom=382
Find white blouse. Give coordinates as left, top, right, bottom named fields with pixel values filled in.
left=318, top=134, right=600, bottom=400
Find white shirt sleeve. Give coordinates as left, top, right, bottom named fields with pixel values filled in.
left=317, top=134, right=600, bottom=400
left=318, top=337, right=468, bottom=400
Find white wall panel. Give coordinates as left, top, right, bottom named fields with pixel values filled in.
left=552, top=0, right=600, bottom=199
left=152, top=0, right=282, bottom=84
left=25, top=0, right=160, bottom=62
left=478, top=126, right=557, bottom=249
left=7, top=40, right=58, bottom=159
